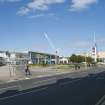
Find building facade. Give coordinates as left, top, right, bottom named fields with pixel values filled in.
left=0, top=51, right=10, bottom=64
left=0, top=57, right=5, bottom=65
left=28, top=51, right=59, bottom=64
left=0, top=51, right=59, bottom=65
left=59, top=57, right=69, bottom=64
left=97, top=51, right=105, bottom=62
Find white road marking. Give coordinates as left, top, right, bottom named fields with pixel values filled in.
left=96, top=77, right=105, bottom=80
left=0, top=87, right=47, bottom=101
left=95, top=94, right=105, bottom=105
left=35, top=74, right=54, bottom=78
left=33, top=78, right=57, bottom=85
left=7, top=80, right=18, bottom=83
left=59, top=78, right=82, bottom=86
left=0, top=85, right=20, bottom=91
left=25, top=77, right=30, bottom=79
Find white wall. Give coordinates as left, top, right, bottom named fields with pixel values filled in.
left=0, top=53, right=8, bottom=58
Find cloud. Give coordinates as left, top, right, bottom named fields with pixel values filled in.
left=28, top=13, right=57, bottom=19
left=17, top=0, right=99, bottom=16
left=17, top=7, right=30, bottom=16
left=17, top=0, right=65, bottom=15
left=0, top=0, right=20, bottom=2
left=28, top=14, right=45, bottom=18
left=70, top=0, right=98, bottom=11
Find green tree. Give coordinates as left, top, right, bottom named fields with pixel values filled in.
left=86, top=57, right=94, bottom=63
left=69, top=54, right=77, bottom=63
left=69, top=54, right=93, bottom=63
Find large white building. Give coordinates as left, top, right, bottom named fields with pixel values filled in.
left=59, top=57, right=69, bottom=64
left=0, top=51, right=10, bottom=64
left=0, top=51, right=10, bottom=58
left=0, top=51, right=29, bottom=65
left=0, top=51, right=59, bottom=65
left=97, top=51, right=105, bottom=62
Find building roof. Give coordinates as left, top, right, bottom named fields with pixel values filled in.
left=29, top=51, right=58, bottom=56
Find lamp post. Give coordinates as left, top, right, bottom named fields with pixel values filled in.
left=7, top=52, right=12, bottom=77
left=55, top=50, right=58, bottom=65
left=85, top=53, right=87, bottom=68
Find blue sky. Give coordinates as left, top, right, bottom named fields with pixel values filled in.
left=0, top=0, right=105, bottom=56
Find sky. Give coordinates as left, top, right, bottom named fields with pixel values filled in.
left=0, top=0, right=105, bottom=56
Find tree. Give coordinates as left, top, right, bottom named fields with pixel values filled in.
left=69, top=54, right=84, bottom=63
left=69, top=54, right=93, bottom=63
left=69, top=54, right=77, bottom=63
left=86, top=57, right=94, bottom=63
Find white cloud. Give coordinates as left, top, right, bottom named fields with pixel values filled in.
left=28, top=14, right=45, bottom=18
left=17, top=0, right=65, bottom=15
left=28, top=13, right=55, bottom=18
left=0, top=0, right=20, bottom=2
left=29, top=13, right=55, bottom=19
left=70, top=0, right=98, bottom=11
left=17, top=7, right=30, bottom=16
left=28, top=13, right=60, bottom=20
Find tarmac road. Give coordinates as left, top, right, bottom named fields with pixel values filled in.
left=0, top=66, right=105, bottom=105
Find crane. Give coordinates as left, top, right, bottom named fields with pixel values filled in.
left=44, top=32, right=58, bottom=64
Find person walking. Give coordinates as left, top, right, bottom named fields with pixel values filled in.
left=25, top=64, right=31, bottom=76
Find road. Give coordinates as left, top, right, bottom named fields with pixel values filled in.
left=0, top=66, right=105, bottom=105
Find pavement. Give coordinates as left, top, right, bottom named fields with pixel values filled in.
left=0, top=65, right=91, bottom=84
left=0, top=66, right=105, bottom=105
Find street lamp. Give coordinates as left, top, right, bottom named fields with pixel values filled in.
left=55, top=50, right=58, bottom=64
left=84, top=52, right=87, bottom=68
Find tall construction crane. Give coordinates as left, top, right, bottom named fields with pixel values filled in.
left=92, top=32, right=97, bottom=62
left=44, top=32, right=58, bottom=64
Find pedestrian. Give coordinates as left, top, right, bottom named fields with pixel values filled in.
left=25, top=64, right=31, bottom=76
left=75, top=64, right=77, bottom=70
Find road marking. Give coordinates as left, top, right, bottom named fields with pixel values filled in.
left=0, top=85, right=20, bottom=92
left=7, top=80, right=18, bottom=83
left=96, top=77, right=105, bottom=80
left=0, top=87, right=47, bottom=101
left=59, top=78, right=81, bottom=86
left=95, top=94, right=105, bottom=105
left=25, top=77, right=30, bottom=79
left=33, top=77, right=81, bottom=87
left=33, top=78, right=57, bottom=85
left=36, top=74, right=53, bottom=78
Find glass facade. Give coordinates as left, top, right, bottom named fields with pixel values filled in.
left=28, top=51, right=58, bottom=64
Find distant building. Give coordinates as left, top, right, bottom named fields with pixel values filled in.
left=0, top=57, right=5, bottom=65
left=97, top=51, right=105, bottom=62
left=0, top=51, right=10, bottom=64
left=59, top=57, right=69, bottom=64
left=0, top=51, right=59, bottom=65
left=8, top=52, right=29, bottom=65
left=0, top=51, right=29, bottom=65
left=28, top=51, right=59, bottom=65
left=77, top=51, right=105, bottom=63
left=0, top=51, right=10, bottom=58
